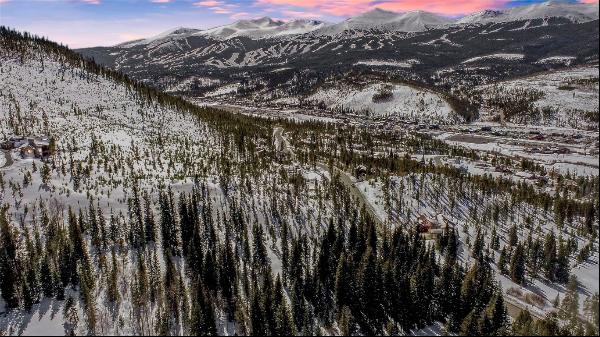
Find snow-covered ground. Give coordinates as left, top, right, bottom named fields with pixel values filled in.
left=0, top=47, right=355, bottom=335
left=436, top=130, right=599, bottom=177
left=463, top=53, right=525, bottom=63
left=477, top=65, right=599, bottom=130
left=354, top=171, right=599, bottom=318
left=354, top=59, right=419, bottom=68
left=307, top=82, right=459, bottom=123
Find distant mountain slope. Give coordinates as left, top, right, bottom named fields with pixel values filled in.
left=202, top=17, right=330, bottom=39
left=315, top=9, right=455, bottom=35
left=458, top=0, right=599, bottom=24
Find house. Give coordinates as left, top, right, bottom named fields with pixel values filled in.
left=417, top=214, right=439, bottom=233
left=8, top=136, right=53, bottom=159
left=495, top=165, right=513, bottom=174
left=31, top=138, right=51, bottom=158
left=418, top=214, right=454, bottom=239
left=355, top=165, right=367, bottom=182
left=20, top=145, right=36, bottom=159
left=286, top=164, right=301, bottom=176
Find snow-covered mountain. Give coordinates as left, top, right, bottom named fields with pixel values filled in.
left=316, top=8, right=455, bottom=35
left=118, top=17, right=330, bottom=47
left=458, top=0, right=599, bottom=24
left=118, top=27, right=201, bottom=47
left=201, top=17, right=330, bottom=39
left=77, top=0, right=598, bottom=105
left=111, top=1, right=599, bottom=47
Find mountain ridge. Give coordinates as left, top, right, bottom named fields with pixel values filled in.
left=112, top=1, right=599, bottom=46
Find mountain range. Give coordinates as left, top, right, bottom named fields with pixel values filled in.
left=117, top=1, right=598, bottom=44
left=78, top=1, right=599, bottom=101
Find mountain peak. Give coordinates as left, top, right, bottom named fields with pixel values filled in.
left=458, top=0, right=599, bottom=24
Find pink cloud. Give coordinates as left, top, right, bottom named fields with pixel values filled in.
left=151, top=0, right=173, bottom=3
left=81, top=0, right=101, bottom=4
left=230, top=12, right=251, bottom=20
left=194, top=0, right=224, bottom=6
left=255, top=0, right=511, bottom=16
left=579, top=0, right=598, bottom=3
left=194, top=0, right=241, bottom=16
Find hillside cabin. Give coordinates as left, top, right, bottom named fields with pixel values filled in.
left=8, top=136, right=52, bottom=159
left=418, top=214, right=453, bottom=239
left=20, top=145, right=36, bottom=159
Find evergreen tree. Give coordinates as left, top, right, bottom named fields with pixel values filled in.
left=510, top=243, right=526, bottom=285
left=0, top=207, right=20, bottom=308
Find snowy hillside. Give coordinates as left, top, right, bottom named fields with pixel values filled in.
left=307, top=82, right=459, bottom=123
left=476, top=66, right=599, bottom=130
left=0, top=30, right=344, bottom=335
left=2, top=28, right=599, bottom=337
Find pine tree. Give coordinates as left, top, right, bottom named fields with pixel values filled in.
left=252, top=224, right=269, bottom=273
left=460, top=310, right=482, bottom=336
left=0, top=207, right=20, bottom=308
left=510, top=243, right=526, bottom=285
left=560, top=275, right=580, bottom=324
left=107, top=250, right=120, bottom=304
left=487, top=291, right=509, bottom=335
left=555, top=242, right=571, bottom=284
left=497, top=246, right=508, bottom=275
left=543, top=232, right=557, bottom=281
left=250, top=289, right=267, bottom=336
left=512, top=310, right=535, bottom=335
left=63, top=296, right=79, bottom=336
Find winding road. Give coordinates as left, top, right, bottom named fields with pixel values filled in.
left=274, top=127, right=386, bottom=230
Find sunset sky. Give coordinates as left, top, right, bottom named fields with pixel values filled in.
left=0, top=0, right=597, bottom=48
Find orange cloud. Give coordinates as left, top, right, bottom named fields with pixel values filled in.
left=255, top=0, right=511, bottom=16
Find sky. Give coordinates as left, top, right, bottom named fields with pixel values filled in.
left=0, top=0, right=597, bottom=48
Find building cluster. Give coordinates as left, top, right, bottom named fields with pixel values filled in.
left=1, top=136, right=52, bottom=159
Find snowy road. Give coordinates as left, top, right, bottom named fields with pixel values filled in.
left=274, top=125, right=386, bottom=230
